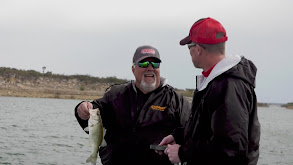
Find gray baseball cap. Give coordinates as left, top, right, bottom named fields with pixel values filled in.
left=132, top=45, right=161, bottom=64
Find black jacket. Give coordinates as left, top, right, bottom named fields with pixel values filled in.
left=173, top=56, right=260, bottom=165
left=75, top=78, right=191, bottom=165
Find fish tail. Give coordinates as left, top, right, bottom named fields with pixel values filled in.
left=86, top=154, right=97, bottom=165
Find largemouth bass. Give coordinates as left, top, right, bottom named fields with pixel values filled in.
left=85, top=108, right=106, bottom=165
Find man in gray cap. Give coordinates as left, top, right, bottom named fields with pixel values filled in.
left=132, top=45, right=162, bottom=94
left=75, top=45, right=191, bottom=165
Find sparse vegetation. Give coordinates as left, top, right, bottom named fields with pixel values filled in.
left=175, top=88, right=194, bottom=98
left=0, top=67, right=127, bottom=100
left=0, top=67, right=128, bottom=84
left=257, top=103, right=269, bottom=107
left=282, top=102, right=293, bottom=109
left=79, top=86, right=85, bottom=91
left=1, top=67, right=290, bottom=107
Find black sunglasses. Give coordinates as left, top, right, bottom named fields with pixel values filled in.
left=187, top=43, right=206, bottom=49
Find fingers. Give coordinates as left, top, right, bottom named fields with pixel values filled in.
left=164, top=147, right=168, bottom=155
left=159, top=135, right=169, bottom=145
left=86, top=102, right=93, bottom=109
left=159, top=135, right=175, bottom=146
left=155, top=150, right=164, bottom=155
left=164, top=144, right=171, bottom=155
left=165, top=144, right=181, bottom=164
left=77, top=102, right=91, bottom=120
left=158, top=138, right=166, bottom=146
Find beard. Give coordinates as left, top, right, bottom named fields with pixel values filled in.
left=139, top=72, right=157, bottom=93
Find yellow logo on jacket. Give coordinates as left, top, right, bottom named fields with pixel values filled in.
left=151, top=105, right=166, bottom=111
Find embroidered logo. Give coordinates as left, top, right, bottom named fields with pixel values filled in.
left=141, top=48, right=155, bottom=55
left=151, top=105, right=166, bottom=111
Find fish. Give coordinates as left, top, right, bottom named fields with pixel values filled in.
left=84, top=108, right=107, bottom=165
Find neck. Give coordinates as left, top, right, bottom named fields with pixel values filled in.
left=202, top=54, right=225, bottom=71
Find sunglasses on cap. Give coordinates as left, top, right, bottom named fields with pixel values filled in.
left=187, top=42, right=206, bottom=49
left=137, top=61, right=160, bottom=69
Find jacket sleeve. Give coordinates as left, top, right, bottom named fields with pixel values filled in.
left=171, top=91, right=191, bottom=144
left=74, top=101, right=89, bottom=133
left=179, top=79, right=253, bottom=163
left=74, top=93, right=109, bottom=134
left=170, top=90, right=191, bottom=126
left=179, top=95, right=192, bottom=127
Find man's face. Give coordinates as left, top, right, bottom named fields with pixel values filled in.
left=132, top=57, right=161, bottom=93
left=189, top=44, right=202, bottom=69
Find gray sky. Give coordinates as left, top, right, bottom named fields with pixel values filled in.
left=1, top=0, right=292, bottom=104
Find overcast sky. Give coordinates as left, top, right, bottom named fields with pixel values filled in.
left=0, top=0, right=292, bottom=104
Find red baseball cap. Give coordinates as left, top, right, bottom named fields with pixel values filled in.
left=180, top=17, right=228, bottom=45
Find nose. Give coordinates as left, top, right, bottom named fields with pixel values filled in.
left=147, top=63, right=154, bottom=70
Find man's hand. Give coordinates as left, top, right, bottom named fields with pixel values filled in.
left=155, top=135, right=176, bottom=155
left=77, top=101, right=93, bottom=120
left=159, top=135, right=176, bottom=146
left=165, top=144, right=181, bottom=164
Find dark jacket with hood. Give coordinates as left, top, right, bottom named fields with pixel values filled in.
left=173, top=55, right=260, bottom=165
left=75, top=77, right=191, bottom=165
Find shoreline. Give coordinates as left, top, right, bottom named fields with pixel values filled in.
left=1, top=90, right=292, bottom=110
left=0, top=74, right=109, bottom=100
left=0, top=87, right=103, bottom=100
left=0, top=76, right=291, bottom=109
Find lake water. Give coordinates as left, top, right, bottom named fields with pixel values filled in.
left=0, top=96, right=292, bottom=165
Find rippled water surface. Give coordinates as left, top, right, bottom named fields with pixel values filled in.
left=0, top=96, right=293, bottom=164
left=0, top=96, right=101, bottom=165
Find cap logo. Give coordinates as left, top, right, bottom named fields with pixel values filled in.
left=141, top=48, right=155, bottom=55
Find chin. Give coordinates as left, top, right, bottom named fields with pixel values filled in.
left=140, top=80, right=157, bottom=93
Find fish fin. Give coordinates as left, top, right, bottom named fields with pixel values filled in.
left=84, top=127, right=89, bottom=132
left=100, top=138, right=107, bottom=147
left=100, top=128, right=107, bottom=147
left=86, top=154, right=97, bottom=165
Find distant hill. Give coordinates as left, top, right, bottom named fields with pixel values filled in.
left=1, top=67, right=291, bottom=109
left=0, top=67, right=128, bottom=100
left=0, top=67, right=128, bottom=84
left=282, top=102, right=293, bottom=109
left=0, top=67, right=194, bottom=100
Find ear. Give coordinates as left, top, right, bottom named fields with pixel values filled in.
left=132, top=65, right=135, bottom=74
left=196, top=44, right=203, bottom=55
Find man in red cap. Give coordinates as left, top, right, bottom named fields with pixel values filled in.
left=159, top=17, right=260, bottom=165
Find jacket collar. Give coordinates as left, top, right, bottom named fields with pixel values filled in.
left=196, top=54, right=241, bottom=91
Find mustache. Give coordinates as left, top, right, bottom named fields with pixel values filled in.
left=143, top=71, right=156, bottom=76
